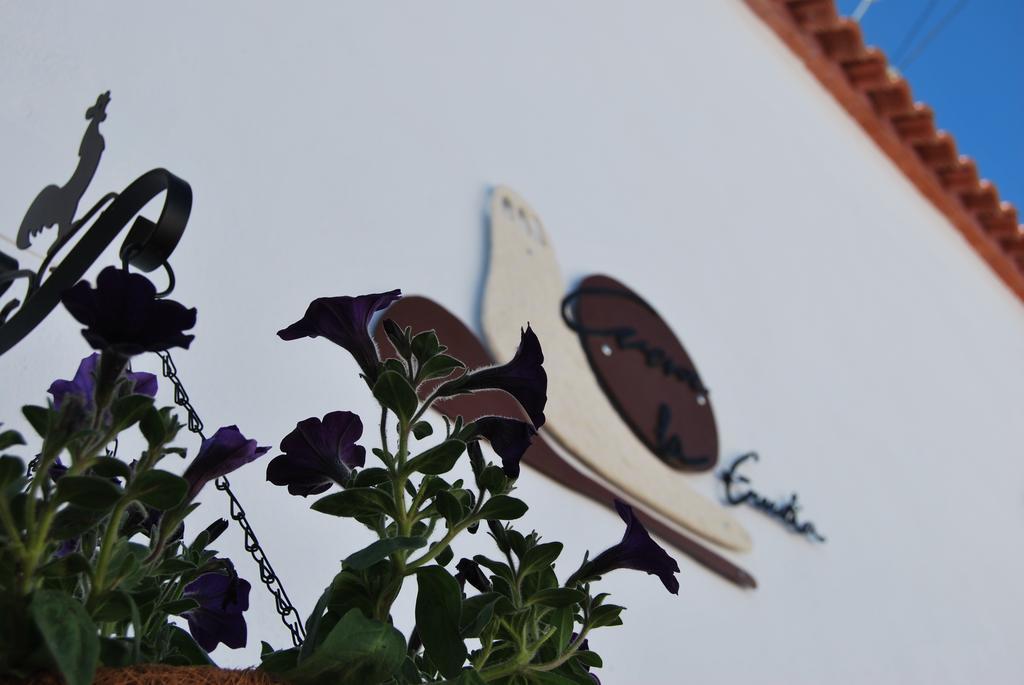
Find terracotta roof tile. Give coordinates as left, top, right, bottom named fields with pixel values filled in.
left=745, top=0, right=1024, bottom=303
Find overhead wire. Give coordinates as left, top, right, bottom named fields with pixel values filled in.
left=899, top=0, right=970, bottom=70
left=890, top=0, right=940, bottom=65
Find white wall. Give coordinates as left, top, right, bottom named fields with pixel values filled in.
left=2, top=2, right=1023, bottom=683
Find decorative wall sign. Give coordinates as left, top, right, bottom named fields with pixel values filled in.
left=375, top=296, right=757, bottom=588
left=563, top=274, right=718, bottom=471
left=481, top=186, right=751, bottom=552
left=0, top=92, right=191, bottom=356
left=720, top=452, right=825, bottom=542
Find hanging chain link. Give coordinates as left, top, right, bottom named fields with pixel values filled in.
left=157, top=350, right=306, bottom=647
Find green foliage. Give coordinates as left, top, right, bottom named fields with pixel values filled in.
left=415, top=567, right=466, bottom=678
left=0, top=350, right=249, bottom=684
left=30, top=590, right=100, bottom=685
left=283, top=609, right=405, bottom=685
left=343, top=537, right=426, bottom=571
left=265, top=321, right=638, bottom=685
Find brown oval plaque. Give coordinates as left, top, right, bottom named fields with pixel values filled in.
left=564, top=274, right=718, bottom=471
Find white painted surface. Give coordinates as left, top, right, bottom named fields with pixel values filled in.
left=1, top=2, right=1022, bottom=683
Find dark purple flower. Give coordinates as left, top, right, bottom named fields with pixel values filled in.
left=472, top=416, right=535, bottom=479
left=53, top=538, right=78, bottom=559
left=455, top=558, right=492, bottom=593
left=182, top=564, right=251, bottom=651
left=278, top=290, right=402, bottom=385
left=48, top=458, right=68, bottom=483
left=266, top=411, right=366, bottom=496
left=183, top=426, right=270, bottom=500
left=48, top=353, right=157, bottom=410
left=568, top=500, right=680, bottom=594
left=61, top=267, right=196, bottom=356
left=439, top=326, right=547, bottom=429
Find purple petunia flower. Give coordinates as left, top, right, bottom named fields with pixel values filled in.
left=568, top=500, right=680, bottom=594
left=472, top=416, right=536, bottom=479
left=438, top=326, right=547, bottom=429
left=183, top=426, right=270, bottom=501
left=277, top=290, right=402, bottom=386
left=48, top=353, right=157, bottom=410
left=61, top=267, right=197, bottom=356
left=454, top=558, right=492, bottom=594
left=182, top=564, right=251, bottom=651
left=266, top=411, right=366, bottom=497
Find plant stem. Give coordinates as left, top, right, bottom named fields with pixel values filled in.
left=89, top=499, right=129, bottom=607
left=529, top=627, right=590, bottom=673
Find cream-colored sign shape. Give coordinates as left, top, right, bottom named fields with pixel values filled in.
left=481, top=187, right=752, bottom=552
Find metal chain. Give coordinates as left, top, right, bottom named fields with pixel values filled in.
left=156, top=350, right=306, bottom=647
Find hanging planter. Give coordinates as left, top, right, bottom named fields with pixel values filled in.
left=16, top=665, right=276, bottom=685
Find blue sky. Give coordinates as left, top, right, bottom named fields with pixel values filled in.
left=836, top=0, right=1023, bottom=211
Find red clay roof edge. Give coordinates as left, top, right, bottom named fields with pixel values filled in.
left=744, top=0, right=1024, bottom=304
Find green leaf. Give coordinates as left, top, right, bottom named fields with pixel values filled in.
left=127, top=469, right=188, bottom=510
left=167, top=625, right=214, bottom=666
left=299, top=587, right=334, bottom=662
left=415, top=567, right=467, bottom=678
left=549, top=606, right=575, bottom=652
left=260, top=645, right=300, bottom=674
left=139, top=407, right=166, bottom=447
left=92, top=590, right=137, bottom=623
left=0, top=429, right=25, bottom=451
left=383, top=318, right=412, bottom=359
left=98, top=637, right=134, bottom=667
left=460, top=592, right=504, bottom=638
left=382, top=358, right=408, bottom=377
left=437, top=543, right=454, bottom=567
left=343, top=536, right=426, bottom=570
left=312, top=487, right=395, bottom=518
left=109, top=395, right=154, bottom=431
left=159, top=598, right=200, bottom=616
left=472, top=555, right=514, bottom=584
left=477, top=495, right=528, bottom=521
left=439, top=670, right=487, bottom=685
left=38, top=553, right=91, bottom=579
left=479, top=465, right=511, bottom=495
left=105, top=542, right=148, bottom=591
left=574, top=650, right=602, bottom=669
left=0, top=455, right=25, bottom=487
left=90, top=457, right=131, bottom=480
left=29, top=590, right=99, bottom=685
left=406, top=439, right=466, bottom=476
left=527, top=588, right=585, bottom=609
left=411, top=330, right=443, bottom=363
left=22, top=405, right=51, bottom=437
left=588, top=604, right=625, bottom=628
left=412, top=421, right=434, bottom=440
left=285, top=609, right=405, bottom=685
left=52, top=505, right=107, bottom=539
left=155, top=558, right=196, bottom=576
left=520, top=542, right=563, bottom=578
left=372, top=371, right=418, bottom=426
left=434, top=489, right=465, bottom=526
left=418, top=354, right=465, bottom=382
left=351, top=467, right=389, bottom=487
left=56, top=476, right=123, bottom=510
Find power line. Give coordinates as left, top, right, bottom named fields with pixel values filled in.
left=851, top=0, right=882, bottom=22
left=900, top=0, right=970, bottom=70
left=891, top=0, right=940, bottom=65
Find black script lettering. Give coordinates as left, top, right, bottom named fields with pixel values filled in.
left=719, top=453, right=825, bottom=542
